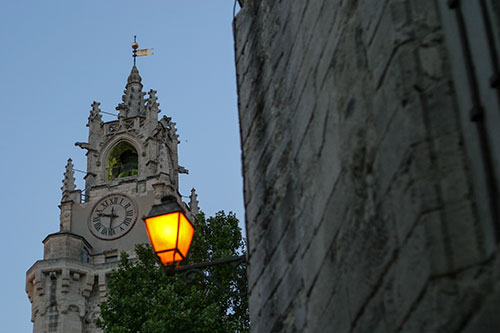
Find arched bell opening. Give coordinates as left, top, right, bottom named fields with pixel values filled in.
left=106, top=141, right=139, bottom=181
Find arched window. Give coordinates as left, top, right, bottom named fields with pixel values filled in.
left=107, top=142, right=138, bottom=181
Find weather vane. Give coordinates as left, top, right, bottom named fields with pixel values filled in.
left=132, top=36, right=153, bottom=66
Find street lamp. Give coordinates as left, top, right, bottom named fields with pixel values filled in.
left=143, top=195, right=247, bottom=296
left=143, top=195, right=195, bottom=266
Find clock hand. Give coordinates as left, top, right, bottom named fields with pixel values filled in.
left=109, top=207, right=115, bottom=229
left=99, top=211, right=119, bottom=218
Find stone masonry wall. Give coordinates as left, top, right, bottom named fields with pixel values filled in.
left=234, top=1, right=500, bottom=332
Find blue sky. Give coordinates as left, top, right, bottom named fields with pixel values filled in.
left=0, top=1, right=242, bottom=331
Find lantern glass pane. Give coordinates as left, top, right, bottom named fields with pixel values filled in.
left=174, top=251, right=184, bottom=262
left=177, top=214, right=195, bottom=257
left=144, top=212, right=179, bottom=254
left=156, top=250, right=176, bottom=266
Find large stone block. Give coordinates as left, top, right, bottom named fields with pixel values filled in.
left=310, top=280, right=352, bottom=332
left=373, top=101, right=427, bottom=197
left=384, top=222, right=431, bottom=329
left=350, top=284, right=388, bottom=333
left=462, top=285, right=500, bottom=332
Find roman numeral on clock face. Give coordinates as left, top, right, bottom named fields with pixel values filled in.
left=90, top=194, right=136, bottom=239
left=123, top=217, right=132, bottom=226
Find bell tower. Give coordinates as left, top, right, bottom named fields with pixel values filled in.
left=25, top=61, right=198, bottom=332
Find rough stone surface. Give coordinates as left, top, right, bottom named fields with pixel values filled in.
left=234, top=0, right=500, bottom=331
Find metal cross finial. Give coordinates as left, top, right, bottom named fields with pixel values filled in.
left=131, top=36, right=153, bottom=66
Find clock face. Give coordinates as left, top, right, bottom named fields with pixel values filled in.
left=89, top=194, right=138, bottom=240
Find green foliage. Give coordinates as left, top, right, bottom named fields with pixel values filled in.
left=96, top=211, right=249, bottom=333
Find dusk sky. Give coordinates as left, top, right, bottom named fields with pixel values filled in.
left=0, top=1, right=243, bottom=331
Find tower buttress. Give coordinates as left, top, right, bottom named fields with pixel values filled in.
left=75, top=101, right=104, bottom=194
left=61, top=158, right=76, bottom=196
left=189, top=188, right=199, bottom=215
left=145, top=89, right=160, bottom=133
left=60, top=158, right=80, bottom=231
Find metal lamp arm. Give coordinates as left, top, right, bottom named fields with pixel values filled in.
left=165, top=255, right=247, bottom=297
left=174, top=255, right=246, bottom=272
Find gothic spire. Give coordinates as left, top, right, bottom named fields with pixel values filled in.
left=116, top=66, right=146, bottom=118
left=128, top=65, right=142, bottom=85
left=146, top=89, right=160, bottom=112
left=88, top=101, right=102, bottom=125
left=189, top=188, right=199, bottom=215
left=61, top=158, right=76, bottom=198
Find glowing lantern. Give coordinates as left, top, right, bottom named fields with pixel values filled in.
left=143, top=195, right=195, bottom=266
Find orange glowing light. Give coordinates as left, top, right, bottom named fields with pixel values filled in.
left=144, top=203, right=195, bottom=266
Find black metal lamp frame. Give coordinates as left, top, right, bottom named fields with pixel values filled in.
left=165, top=255, right=247, bottom=297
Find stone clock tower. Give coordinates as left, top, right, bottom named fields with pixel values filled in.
left=25, top=65, right=198, bottom=332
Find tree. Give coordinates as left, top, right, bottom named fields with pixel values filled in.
left=96, top=211, right=249, bottom=332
